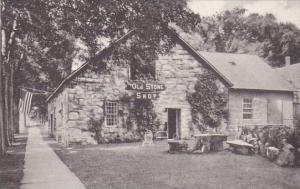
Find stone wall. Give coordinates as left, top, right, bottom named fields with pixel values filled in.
left=47, top=88, right=69, bottom=140
left=66, top=66, right=142, bottom=144
left=48, top=44, right=228, bottom=144
left=153, top=45, right=227, bottom=138
left=228, top=90, right=294, bottom=134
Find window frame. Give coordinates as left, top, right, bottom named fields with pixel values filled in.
left=105, top=101, right=119, bottom=127
left=243, top=98, right=253, bottom=119
left=128, top=59, right=157, bottom=81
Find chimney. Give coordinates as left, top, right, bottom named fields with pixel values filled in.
left=285, top=56, right=291, bottom=66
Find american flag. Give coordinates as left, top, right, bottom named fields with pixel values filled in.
left=18, top=89, right=33, bottom=115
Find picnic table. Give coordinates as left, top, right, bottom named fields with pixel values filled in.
left=191, top=134, right=227, bottom=153
left=227, top=140, right=255, bottom=155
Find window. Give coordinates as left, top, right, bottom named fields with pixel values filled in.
left=243, top=98, right=253, bottom=119
left=129, top=54, right=156, bottom=80
left=105, top=101, right=118, bottom=126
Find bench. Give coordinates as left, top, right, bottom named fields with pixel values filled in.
left=155, top=131, right=168, bottom=140
left=227, top=140, right=255, bottom=155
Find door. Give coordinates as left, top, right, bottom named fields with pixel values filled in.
left=50, top=114, right=54, bottom=137
left=267, top=99, right=283, bottom=125
left=167, top=108, right=181, bottom=139
left=294, top=103, right=300, bottom=126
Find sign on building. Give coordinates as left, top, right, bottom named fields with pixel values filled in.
left=125, top=81, right=165, bottom=100
left=125, top=81, right=165, bottom=91
left=136, top=92, right=159, bottom=100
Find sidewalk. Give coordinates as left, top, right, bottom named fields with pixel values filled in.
left=21, top=127, right=86, bottom=189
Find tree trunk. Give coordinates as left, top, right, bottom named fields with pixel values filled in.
left=14, top=100, right=19, bottom=134
left=9, top=63, right=14, bottom=140
left=3, top=11, right=18, bottom=146
left=4, top=74, right=11, bottom=146
left=0, top=0, right=6, bottom=156
left=0, top=68, right=5, bottom=155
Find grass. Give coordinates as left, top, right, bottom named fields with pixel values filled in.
left=52, top=141, right=300, bottom=189
left=0, top=134, right=27, bottom=189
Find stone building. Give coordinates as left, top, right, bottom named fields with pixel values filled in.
left=47, top=28, right=295, bottom=145
left=276, top=60, right=300, bottom=126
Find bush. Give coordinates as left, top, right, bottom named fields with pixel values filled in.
left=239, top=126, right=300, bottom=149
left=88, top=117, right=105, bottom=144
left=187, top=70, right=228, bottom=131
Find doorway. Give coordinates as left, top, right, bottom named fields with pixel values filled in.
left=50, top=114, right=54, bottom=137
left=167, top=108, right=181, bottom=139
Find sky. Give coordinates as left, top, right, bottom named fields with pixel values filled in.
left=187, top=0, right=300, bottom=28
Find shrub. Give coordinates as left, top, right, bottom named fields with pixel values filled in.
left=239, top=126, right=300, bottom=149
left=187, top=70, right=228, bottom=131
left=133, top=99, right=159, bottom=134
left=87, top=116, right=105, bottom=144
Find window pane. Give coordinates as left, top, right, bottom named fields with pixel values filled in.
left=105, top=101, right=118, bottom=126
left=244, top=104, right=252, bottom=108
left=243, top=109, right=252, bottom=113
left=243, top=98, right=253, bottom=119
left=243, top=114, right=252, bottom=119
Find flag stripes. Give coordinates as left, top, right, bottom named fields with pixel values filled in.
left=18, top=90, right=33, bottom=115
left=25, top=92, right=33, bottom=114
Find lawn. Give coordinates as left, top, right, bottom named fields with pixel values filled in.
left=0, top=134, right=27, bottom=189
left=52, top=141, right=300, bottom=189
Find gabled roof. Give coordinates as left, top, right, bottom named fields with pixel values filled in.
left=276, top=63, right=300, bottom=89
left=46, top=27, right=295, bottom=103
left=198, top=51, right=295, bottom=92
left=47, top=27, right=234, bottom=102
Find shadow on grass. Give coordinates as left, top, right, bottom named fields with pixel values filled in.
left=0, top=134, right=27, bottom=189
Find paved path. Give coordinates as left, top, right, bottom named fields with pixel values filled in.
left=21, top=127, right=86, bottom=189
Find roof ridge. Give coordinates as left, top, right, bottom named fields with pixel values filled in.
left=198, top=50, right=259, bottom=57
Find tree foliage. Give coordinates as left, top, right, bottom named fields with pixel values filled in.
left=0, top=0, right=201, bottom=154
left=195, top=8, right=300, bottom=67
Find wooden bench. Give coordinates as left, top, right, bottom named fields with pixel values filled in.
left=155, top=131, right=168, bottom=140
left=227, top=140, right=255, bottom=155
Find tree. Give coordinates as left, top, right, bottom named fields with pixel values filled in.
left=194, top=8, right=300, bottom=67
left=0, top=0, right=6, bottom=155
left=0, top=0, right=64, bottom=151
left=0, top=0, right=201, bottom=155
